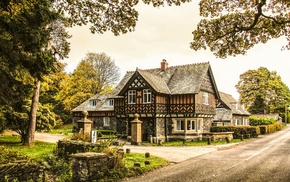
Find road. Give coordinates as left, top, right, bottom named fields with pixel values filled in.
left=120, top=126, right=290, bottom=182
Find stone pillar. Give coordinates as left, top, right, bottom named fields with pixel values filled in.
left=77, top=110, right=92, bottom=135
left=131, top=113, right=142, bottom=145
left=71, top=152, right=110, bottom=182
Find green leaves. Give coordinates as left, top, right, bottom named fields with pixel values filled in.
left=192, top=0, right=290, bottom=58
left=236, top=67, right=290, bottom=115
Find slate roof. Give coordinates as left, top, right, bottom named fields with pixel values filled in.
left=73, top=61, right=220, bottom=112
left=117, top=62, right=217, bottom=95
left=219, top=92, right=251, bottom=115
left=72, top=93, right=115, bottom=112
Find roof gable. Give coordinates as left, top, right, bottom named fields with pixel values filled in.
left=72, top=93, right=115, bottom=112
left=115, top=61, right=220, bottom=97
left=219, top=92, right=251, bottom=115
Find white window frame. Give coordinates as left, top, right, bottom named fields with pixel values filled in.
left=143, top=89, right=152, bottom=103
left=202, top=92, right=209, bottom=105
left=187, top=120, right=196, bottom=131
left=236, top=119, right=242, bottom=126
left=105, top=99, right=114, bottom=107
left=176, top=119, right=184, bottom=131
left=128, top=90, right=136, bottom=104
left=103, top=117, right=110, bottom=126
left=89, top=99, right=98, bottom=107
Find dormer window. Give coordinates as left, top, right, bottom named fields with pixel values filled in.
left=143, top=89, right=151, bottom=103
left=202, top=92, right=209, bottom=105
left=128, top=90, right=136, bottom=104
left=89, top=99, right=99, bottom=107
left=105, top=99, right=114, bottom=107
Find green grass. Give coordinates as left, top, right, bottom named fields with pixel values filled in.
left=142, top=138, right=248, bottom=146
left=123, top=152, right=169, bottom=171
left=50, top=123, right=74, bottom=136
left=0, top=135, right=56, bottom=161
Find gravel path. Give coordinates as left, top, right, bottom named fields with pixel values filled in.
left=35, top=132, right=66, bottom=143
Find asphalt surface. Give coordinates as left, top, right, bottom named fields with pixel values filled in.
left=120, top=127, right=290, bottom=182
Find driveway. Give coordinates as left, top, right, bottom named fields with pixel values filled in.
left=35, top=132, right=239, bottom=163
left=122, top=142, right=239, bottom=163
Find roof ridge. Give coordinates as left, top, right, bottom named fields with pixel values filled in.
left=127, top=62, right=210, bottom=72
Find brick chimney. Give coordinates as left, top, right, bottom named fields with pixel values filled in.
left=161, top=59, right=168, bottom=71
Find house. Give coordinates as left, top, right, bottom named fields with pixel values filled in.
left=72, top=60, right=222, bottom=142
left=72, top=93, right=119, bottom=131
left=213, top=92, right=251, bottom=126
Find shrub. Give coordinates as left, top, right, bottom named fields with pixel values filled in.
left=43, top=153, right=72, bottom=182
left=259, top=122, right=282, bottom=134
left=250, top=116, right=277, bottom=126
left=210, top=126, right=260, bottom=139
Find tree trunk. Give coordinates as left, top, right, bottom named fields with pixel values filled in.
left=25, top=80, right=41, bottom=146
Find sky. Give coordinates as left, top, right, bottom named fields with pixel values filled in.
left=63, top=2, right=290, bottom=100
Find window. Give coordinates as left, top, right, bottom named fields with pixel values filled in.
left=176, top=120, right=184, bottom=131
left=103, top=117, right=110, bottom=126
left=244, top=118, right=248, bottom=125
left=187, top=120, right=196, bottom=130
left=236, top=119, right=242, bottom=126
left=202, top=92, right=209, bottom=105
left=105, top=99, right=114, bottom=107
left=89, top=99, right=98, bottom=107
left=128, top=90, right=136, bottom=104
left=143, top=89, right=152, bottom=103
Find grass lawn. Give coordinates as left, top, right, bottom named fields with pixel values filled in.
left=50, top=123, right=74, bottom=136
left=0, top=135, right=56, bottom=161
left=142, top=138, right=249, bottom=146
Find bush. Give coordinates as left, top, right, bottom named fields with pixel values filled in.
left=250, top=116, right=277, bottom=126
left=43, top=153, right=72, bottom=182
left=259, top=122, right=282, bottom=134
left=210, top=126, right=260, bottom=139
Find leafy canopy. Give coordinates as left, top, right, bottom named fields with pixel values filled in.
left=236, top=67, right=290, bottom=115
left=191, top=0, right=290, bottom=58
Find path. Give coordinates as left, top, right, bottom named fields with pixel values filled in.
left=34, top=132, right=239, bottom=163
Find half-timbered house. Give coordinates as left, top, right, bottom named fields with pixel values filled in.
left=73, top=60, right=222, bottom=141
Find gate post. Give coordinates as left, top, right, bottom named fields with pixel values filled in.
left=131, top=113, right=142, bottom=145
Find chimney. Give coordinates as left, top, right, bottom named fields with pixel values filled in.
left=161, top=59, right=168, bottom=71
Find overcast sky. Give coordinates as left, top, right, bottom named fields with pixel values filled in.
left=64, top=2, right=290, bottom=100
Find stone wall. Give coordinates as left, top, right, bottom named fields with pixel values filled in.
left=57, top=140, right=100, bottom=159
left=71, top=152, right=119, bottom=182
left=0, top=162, right=45, bottom=182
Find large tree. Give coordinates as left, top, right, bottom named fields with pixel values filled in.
left=58, top=52, right=119, bottom=111
left=0, top=0, right=71, bottom=146
left=236, top=67, right=290, bottom=116
left=191, top=0, right=290, bottom=58
left=85, top=52, right=120, bottom=93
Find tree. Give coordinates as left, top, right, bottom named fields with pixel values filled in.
left=4, top=101, right=56, bottom=143
left=236, top=67, right=290, bottom=116
left=57, top=53, right=119, bottom=111
left=191, top=0, right=290, bottom=58
left=0, top=0, right=70, bottom=146
left=54, top=0, right=190, bottom=36
left=85, top=52, right=120, bottom=93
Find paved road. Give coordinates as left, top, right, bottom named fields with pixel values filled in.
left=120, top=126, right=290, bottom=182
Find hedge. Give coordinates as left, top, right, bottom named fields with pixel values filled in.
left=210, top=126, right=260, bottom=139
left=249, top=116, right=277, bottom=126
left=259, top=122, right=282, bottom=134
